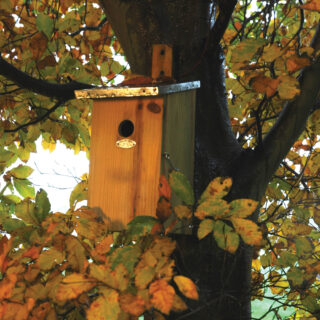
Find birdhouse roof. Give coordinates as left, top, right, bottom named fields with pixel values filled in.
left=74, top=81, right=200, bottom=99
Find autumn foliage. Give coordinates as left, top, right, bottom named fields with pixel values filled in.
left=0, top=0, right=320, bottom=319
left=0, top=168, right=264, bottom=319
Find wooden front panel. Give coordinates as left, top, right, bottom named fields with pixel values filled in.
left=89, top=98, right=163, bottom=231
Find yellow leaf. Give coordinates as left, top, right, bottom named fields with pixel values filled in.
left=197, top=219, right=214, bottom=240
left=262, top=44, right=283, bottom=62
left=56, top=273, right=97, bottom=301
left=174, top=205, right=192, bottom=220
left=173, top=276, right=199, bottom=300
left=135, top=265, right=156, bottom=290
left=199, top=177, right=232, bottom=202
left=229, top=199, right=258, bottom=218
left=38, top=248, right=65, bottom=271
left=252, top=259, right=261, bottom=271
left=231, top=218, right=262, bottom=246
left=149, top=279, right=175, bottom=315
left=278, top=75, right=300, bottom=100
left=195, top=198, right=230, bottom=220
left=119, top=293, right=146, bottom=316
left=87, top=288, right=120, bottom=320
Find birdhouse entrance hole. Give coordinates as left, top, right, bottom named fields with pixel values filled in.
left=118, top=120, right=134, bottom=137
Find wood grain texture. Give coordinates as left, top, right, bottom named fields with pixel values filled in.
left=89, top=97, right=163, bottom=230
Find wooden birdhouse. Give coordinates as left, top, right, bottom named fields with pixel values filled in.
left=75, top=45, right=200, bottom=231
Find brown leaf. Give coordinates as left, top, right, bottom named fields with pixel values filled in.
left=171, top=294, right=188, bottom=312
left=251, top=75, right=280, bottom=97
left=119, top=293, right=146, bottom=316
left=159, top=175, right=171, bottom=200
left=156, top=198, right=172, bottom=223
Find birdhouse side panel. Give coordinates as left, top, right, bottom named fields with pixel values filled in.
left=162, top=90, right=196, bottom=184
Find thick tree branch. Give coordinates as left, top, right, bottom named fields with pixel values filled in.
left=257, top=22, right=320, bottom=188
left=212, top=0, right=238, bottom=47
left=0, top=55, right=94, bottom=100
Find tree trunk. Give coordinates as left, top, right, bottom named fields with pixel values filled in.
left=99, top=1, right=257, bottom=319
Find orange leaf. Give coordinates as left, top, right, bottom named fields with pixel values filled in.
left=0, top=273, right=17, bottom=300
left=149, top=279, right=175, bottom=315
left=0, top=236, right=12, bottom=273
left=251, top=75, right=280, bottom=97
left=159, top=175, right=172, bottom=200
left=174, top=276, right=199, bottom=300
left=56, top=273, right=97, bottom=301
left=22, top=246, right=41, bottom=260
left=119, top=293, right=146, bottom=316
left=286, top=55, right=310, bottom=73
left=300, top=0, right=320, bottom=12
left=234, top=21, right=242, bottom=31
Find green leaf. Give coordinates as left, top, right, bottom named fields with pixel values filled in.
left=213, top=220, right=239, bottom=254
left=1, top=194, right=21, bottom=204
left=111, top=60, right=124, bottom=74
left=197, top=219, right=214, bottom=240
left=8, top=165, right=33, bottom=179
left=13, top=178, right=35, bottom=199
left=100, top=61, right=110, bottom=76
left=295, top=237, right=313, bottom=257
left=169, top=171, right=194, bottom=206
left=36, top=13, right=54, bottom=39
left=77, top=123, right=90, bottom=148
left=111, top=246, right=141, bottom=273
left=15, top=199, right=38, bottom=224
left=69, top=181, right=88, bottom=208
left=126, top=216, right=158, bottom=241
left=35, top=189, right=51, bottom=222
left=2, top=217, right=26, bottom=232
